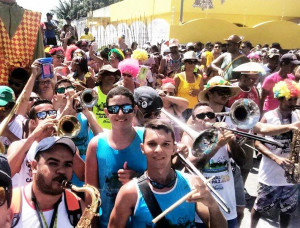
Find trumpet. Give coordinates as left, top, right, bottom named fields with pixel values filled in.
left=80, top=89, right=98, bottom=108
left=61, top=180, right=101, bottom=228
left=57, top=115, right=81, bottom=138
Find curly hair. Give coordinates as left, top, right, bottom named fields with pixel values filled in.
left=118, top=58, right=140, bottom=78
left=132, top=49, right=148, bottom=62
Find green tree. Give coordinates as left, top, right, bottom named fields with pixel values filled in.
left=51, top=0, right=123, bottom=20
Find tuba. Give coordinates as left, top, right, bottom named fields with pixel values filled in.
left=285, top=129, right=300, bottom=183
left=61, top=180, right=101, bottom=228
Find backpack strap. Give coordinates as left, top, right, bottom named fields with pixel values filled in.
left=137, top=174, right=170, bottom=228
left=64, top=189, right=82, bottom=227
left=11, top=188, right=22, bottom=228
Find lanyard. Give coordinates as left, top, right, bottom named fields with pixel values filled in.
left=31, top=189, right=61, bottom=228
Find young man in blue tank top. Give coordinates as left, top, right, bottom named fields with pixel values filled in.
left=85, top=86, right=147, bottom=227
left=108, top=119, right=226, bottom=228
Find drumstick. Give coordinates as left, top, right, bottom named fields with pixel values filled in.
left=152, top=176, right=215, bottom=224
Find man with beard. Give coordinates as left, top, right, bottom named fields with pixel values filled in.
left=10, top=136, right=86, bottom=228
left=251, top=79, right=300, bottom=228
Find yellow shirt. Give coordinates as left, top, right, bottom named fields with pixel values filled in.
left=176, top=72, right=202, bottom=109
left=80, top=33, right=94, bottom=41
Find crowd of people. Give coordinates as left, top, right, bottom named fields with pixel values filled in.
left=1, top=1, right=300, bottom=228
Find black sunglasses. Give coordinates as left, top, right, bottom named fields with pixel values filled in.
left=8, top=80, right=23, bottom=87
left=211, top=88, right=231, bottom=96
left=185, top=60, right=198, bottom=65
left=195, top=112, right=216, bottom=120
left=35, top=110, right=57, bottom=120
left=143, top=111, right=161, bottom=119
left=56, top=86, right=75, bottom=94
left=107, top=104, right=134, bottom=114
left=29, top=97, right=40, bottom=102
left=0, top=186, right=9, bottom=207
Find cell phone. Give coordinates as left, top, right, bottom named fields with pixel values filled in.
left=39, top=58, right=53, bottom=79
left=138, top=66, right=148, bottom=80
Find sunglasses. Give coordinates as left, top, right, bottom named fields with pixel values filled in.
left=214, top=46, right=221, bottom=49
left=8, top=80, right=23, bottom=87
left=54, top=55, right=65, bottom=60
left=0, top=102, right=14, bottom=112
left=35, top=110, right=57, bottom=120
left=38, top=80, right=51, bottom=86
left=0, top=186, right=9, bottom=207
left=143, top=111, right=161, bottom=119
left=185, top=60, right=198, bottom=65
left=56, top=86, right=75, bottom=94
left=195, top=112, right=216, bottom=120
left=211, top=89, right=231, bottom=96
left=107, top=104, right=134, bottom=114
left=29, top=97, right=40, bottom=102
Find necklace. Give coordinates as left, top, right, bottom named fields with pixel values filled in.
left=146, top=169, right=177, bottom=189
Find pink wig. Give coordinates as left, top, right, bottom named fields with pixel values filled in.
left=65, top=45, right=79, bottom=61
left=118, top=58, right=140, bottom=78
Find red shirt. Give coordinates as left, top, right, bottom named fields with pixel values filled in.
left=227, top=83, right=259, bottom=107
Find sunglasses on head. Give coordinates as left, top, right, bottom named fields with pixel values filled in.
left=0, top=186, right=9, bottom=207
left=107, top=104, right=134, bottom=114
left=185, top=60, right=198, bottom=65
left=195, top=112, right=215, bottom=120
left=35, top=110, right=57, bottom=120
left=56, top=86, right=75, bottom=94
left=143, top=111, right=161, bottom=119
left=8, top=80, right=23, bottom=88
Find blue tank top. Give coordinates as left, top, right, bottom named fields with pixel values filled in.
left=96, top=127, right=147, bottom=227
left=131, top=171, right=195, bottom=227
left=71, top=112, right=94, bottom=187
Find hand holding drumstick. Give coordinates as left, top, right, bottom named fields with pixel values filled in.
left=152, top=176, right=216, bottom=224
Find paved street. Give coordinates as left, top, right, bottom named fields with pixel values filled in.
left=240, top=158, right=300, bottom=228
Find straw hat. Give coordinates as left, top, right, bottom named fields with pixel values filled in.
left=233, top=62, right=266, bottom=75
left=182, top=51, right=199, bottom=62
left=198, top=76, right=241, bottom=102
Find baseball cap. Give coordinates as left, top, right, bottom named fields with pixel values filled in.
left=0, top=86, right=15, bottom=106
left=0, top=154, right=12, bottom=207
left=27, top=136, right=77, bottom=161
left=268, top=48, right=280, bottom=58
left=169, top=39, right=179, bottom=48
left=280, top=53, right=300, bottom=65
left=134, top=86, right=163, bottom=114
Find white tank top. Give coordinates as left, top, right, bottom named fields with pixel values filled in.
left=258, top=110, right=298, bottom=186
left=195, top=146, right=237, bottom=221
left=14, top=185, right=74, bottom=228
left=12, top=141, right=38, bottom=188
